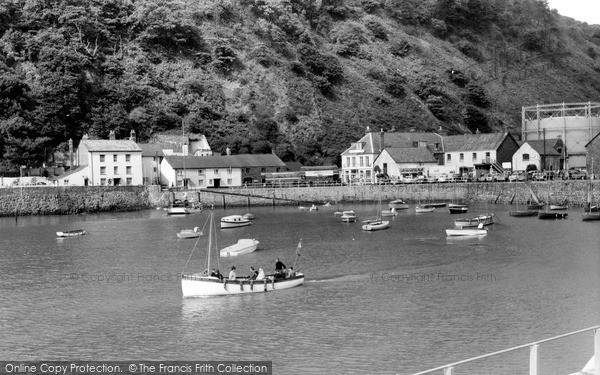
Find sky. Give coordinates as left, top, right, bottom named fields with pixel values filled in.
left=546, top=0, right=600, bottom=25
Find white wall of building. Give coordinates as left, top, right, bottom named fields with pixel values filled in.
left=512, top=143, right=541, bottom=171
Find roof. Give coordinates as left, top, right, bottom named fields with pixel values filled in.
left=164, top=154, right=286, bottom=169
left=524, top=139, right=563, bottom=156
left=382, top=148, right=438, bottom=163
left=81, top=140, right=141, bottom=152
left=138, top=143, right=165, bottom=157
left=285, top=161, right=304, bottom=172
left=442, top=133, right=509, bottom=152
left=342, top=131, right=443, bottom=155
left=49, top=165, right=87, bottom=180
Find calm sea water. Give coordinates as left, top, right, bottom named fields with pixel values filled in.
left=0, top=203, right=598, bottom=374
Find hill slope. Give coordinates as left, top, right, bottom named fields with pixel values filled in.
left=1, top=0, right=600, bottom=169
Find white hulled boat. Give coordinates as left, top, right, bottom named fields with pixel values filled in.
left=219, top=239, right=260, bottom=257
left=220, top=215, right=252, bottom=228
left=181, top=213, right=304, bottom=297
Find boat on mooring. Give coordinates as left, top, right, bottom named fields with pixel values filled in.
left=340, top=210, right=357, bottom=223
left=446, top=223, right=487, bottom=237
left=448, top=203, right=469, bottom=214
left=177, top=227, right=202, bottom=239
left=220, top=239, right=260, bottom=257
left=181, top=214, right=304, bottom=297
left=56, top=229, right=86, bottom=237
left=415, top=206, right=435, bottom=213
left=220, top=215, right=252, bottom=229
left=388, top=199, right=409, bottom=209
left=454, top=214, right=494, bottom=228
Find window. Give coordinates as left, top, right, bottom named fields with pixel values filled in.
left=346, top=157, right=351, bottom=167
left=208, top=179, right=213, bottom=185
left=245, top=168, right=250, bottom=173
left=198, top=169, right=204, bottom=175
left=126, top=178, right=132, bottom=185
left=198, top=179, right=204, bottom=187
left=126, top=166, right=132, bottom=175
left=64, top=180, right=69, bottom=186
left=227, top=167, right=232, bottom=175
left=447, top=154, right=452, bottom=162
left=214, top=169, right=219, bottom=174
left=100, top=178, right=106, bottom=185
left=413, top=142, right=418, bottom=147
left=114, top=166, right=118, bottom=175
left=472, top=152, right=477, bottom=161
left=227, top=178, right=232, bottom=185
left=359, top=157, right=364, bottom=167
left=485, top=152, right=490, bottom=158
left=100, top=154, right=105, bottom=162
left=153, top=167, right=157, bottom=172
left=100, top=166, right=106, bottom=175
left=523, top=154, right=530, bottom=161
left=352, top=157, right=356, bottom=167
left=113, top=154, right=117, bottom=162
left=261, top=168, right=266, bottom=173
left=126, top=154, right=131, bottom=162
left=435, top=143, right=440, bottom=151
left=459, top=153, right=464, bottom=162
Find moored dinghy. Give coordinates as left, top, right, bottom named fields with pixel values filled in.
left=219, top=239, right=260, bottom=257
left=220, top=215, right=252, bottom=228
left=56, top=229, right=86, bottom=237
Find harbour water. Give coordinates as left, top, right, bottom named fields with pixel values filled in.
left=1, top=203, right=599, bottom=374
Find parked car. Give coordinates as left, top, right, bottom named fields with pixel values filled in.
left=508, top=171, right=526, bottom=182
left=494, top=173, right=509, bottom=182
left=568, top=169, right=588, bottom=180
left=436, top=174, right=448, bottom=183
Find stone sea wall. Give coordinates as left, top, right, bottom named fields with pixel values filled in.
left=1, top=181, right=597, bottom=217
left=196, top=180, right=598, bottom=208
left=0, top=186, right=157, bottom=217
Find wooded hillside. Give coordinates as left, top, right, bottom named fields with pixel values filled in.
left=1, top=0, right=600, bottom=169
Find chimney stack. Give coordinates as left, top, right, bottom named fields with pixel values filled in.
left=379, top=128, right=385, bottom=153
left=226, top=147, right=231, bottom=156
left=129, top=129, right=136, bottom=142
left=109, top=130, right=116, bottom=140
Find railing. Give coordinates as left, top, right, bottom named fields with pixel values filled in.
left=411, top=326, right=600, bottom=375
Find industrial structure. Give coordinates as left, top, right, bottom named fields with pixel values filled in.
left=522, top=102, right=600, bottom=169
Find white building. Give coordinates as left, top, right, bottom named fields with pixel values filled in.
left=512, top=139, right=564, bottom=172
left=53, top=137, right=143, bottom=186
left=373, top=148, right=439, bottom=181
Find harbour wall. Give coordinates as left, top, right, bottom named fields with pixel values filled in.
left=196, top=181, right=598, bottom=208
left=0, top=181, right=596, bottom=217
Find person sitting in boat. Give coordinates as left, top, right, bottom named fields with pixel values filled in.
left=275, top=258, right=286, bottom=279
left=286, top=267, right=295, bottom=278
left=248, top=267, right=258, bottom=280
left=228, top=266, right=237, bottom=280
left=256, top=268, right=265, bottom=281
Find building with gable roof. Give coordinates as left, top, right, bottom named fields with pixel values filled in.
left=161, top=153, right=286, bottom=188
left=512, top=138, right=565, bottom=172
left=340, top=128, right=443, bottom=184
left=53, top=134, right=143, bottom=186
left=373, top=147, right=439, bottom=182
left=440, top=132, right=519, bottom=177
left=151, top=133, right=212, bottom=156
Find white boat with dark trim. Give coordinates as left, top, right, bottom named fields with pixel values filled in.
left=220, top=215, right=252, bottom=228
left=177, top=227, right=202, bottom=239
left=446, top=223, right=488, bottom=237
left=454, top=214, right=495, bottom=228
left=381, top=207, right=398, bottom=217
left=415, top=206, right=435, bottom=213
left=388, top=199, right=409, bottom=209
left=56, top=229, right=86, bottom=237
left=340, top=210, right=357, bottom=223
left=181, top=214, right=304, bottom=297
left=220, top=239, right=260, bottom=257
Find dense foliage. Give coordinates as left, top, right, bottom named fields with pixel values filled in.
left=1, top=0, right=600, bottom=170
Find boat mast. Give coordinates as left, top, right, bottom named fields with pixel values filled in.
left=206, top=213, right=212, bottom=272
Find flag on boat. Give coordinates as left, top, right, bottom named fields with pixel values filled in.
left=296, top=240, right=302, bottom=256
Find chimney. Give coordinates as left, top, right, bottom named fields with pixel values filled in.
left=379, top=128, right=385, bottom=153
left=68, top=138, right=74, bottom=168
left=226, top=147, right=231, bottom=156
left=366, top=125, right=371, bottom=134
left=129, top=129, right=136, bottom=142
left=109, top=130, right=115, bottom=140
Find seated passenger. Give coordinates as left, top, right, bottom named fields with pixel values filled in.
left=228, top=266, right=237, bottom=280
left=286, top=266, right=296, bottom=278
left=256, top=268, right=265, bottom=281
left=248, top=267, right=258, bottom=280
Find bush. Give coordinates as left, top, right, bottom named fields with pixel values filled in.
left=431, top=18, right=448, bottom=37
left=455, top=40, right=484, bottom=62
left=465, top=83, right=490, bottom=108
left=361, top=0, right=380, bottom=13
left=448, top=69, right=469, bottom=87
left=390, top=40, right=411, bottom=57
left=385, top=72, right=407, bottom=98
left=366, top=67, right=387, bottom=81
left=365, top=19, right=387, bottom=40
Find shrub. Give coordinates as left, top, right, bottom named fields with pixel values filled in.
left=431, top=18, right=448, bottom=37
left=385, top=71, right=407, bottom=98
left=365, top=19, right=387, bottom=40
left=366, top=67, right=387, bottom=81
left=448, top=69, right=469, bottom=87
left=361, top=0, right=380, bottom=13
left=465, top=83, right=490, bottom=108
left=390, top=40, right=410, bottom=57
left=455, top=40, right=484, bottom=62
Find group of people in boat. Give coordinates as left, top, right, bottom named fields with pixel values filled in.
left=209, top=258, right=296, bottom=281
